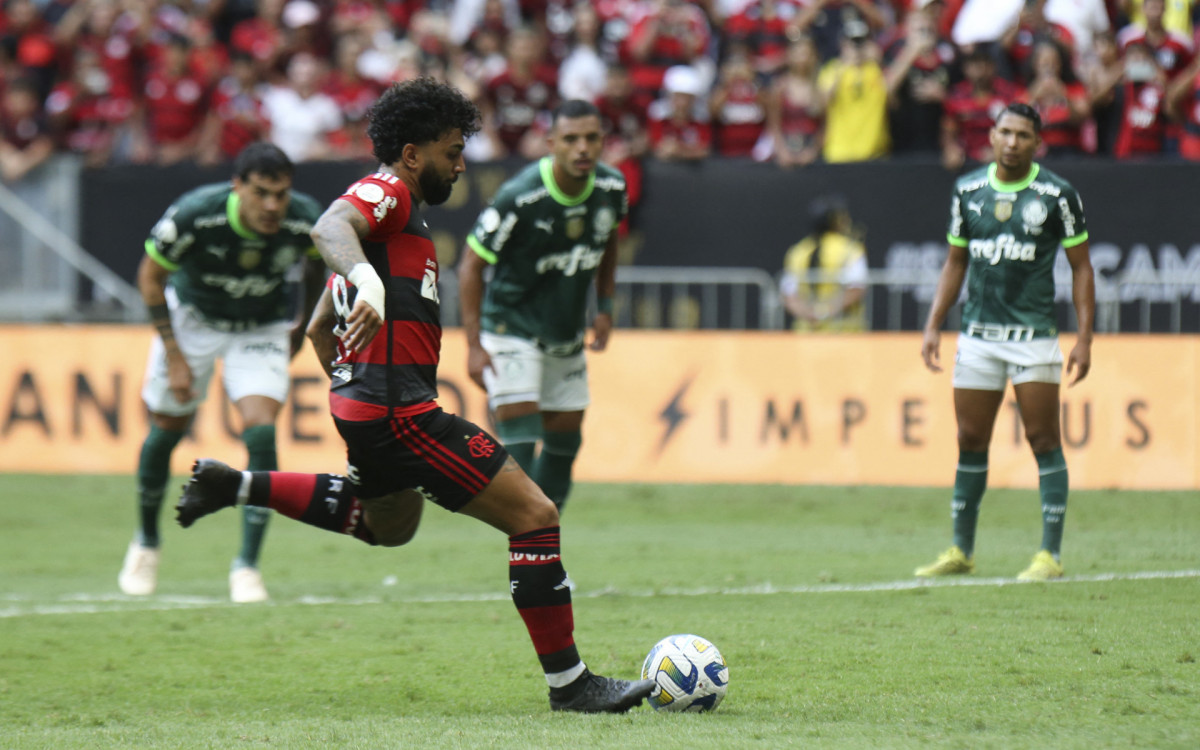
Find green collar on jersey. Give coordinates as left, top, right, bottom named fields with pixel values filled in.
left=226, top=192, right=257, bottom=239
left=987, top=162, right=1040, bottom=193
left=539, top=157, right=594, bottom=206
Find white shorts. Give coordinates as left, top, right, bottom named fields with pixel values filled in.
left=952, top=334, right=1063, bottom=391
left=480, top=331, right=590, bottom=412
left=142, top=300, right=292, bottom=417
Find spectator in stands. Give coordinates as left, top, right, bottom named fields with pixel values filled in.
left=1113, top=40, right=1168, bottom=157
left=1000, top=0, right=1077, bottom=83
left=262, top=51, right=343, bottom=162
left=479, top=26, right=559, bottom=159
left=1118, top=0, right=1195, bottom=38
left=708, top=50, right=769, bottom=157
left=45, top=46, right=135, bottom=167
left=885, top=4, right=954, bottom=156
left=0, top=0, right=58, bottom=99
left=788, top=0, right=891, bottom=63
left=198, top=51, right=270, bottom=165
left=449, top=0, right=522, bottom=49
left=1085, top=30, right=1126, bottom=154
left=942, top=45, right=1024, bottom=170
left=557, top=3, right=609, bottom=102
left=1027, top=40, right=1091, bottom=155
left=131, top=33, right=209, bottom=165
left=779, top=194, right=869, bottom=332
left=596, top=63, right=650, bottom=232
left=722, top=0, right=800, bottom=77
left=818, top=18, right=890, bottom=162
left=52, top=0, right=149, bottom=104
left=1165, top=40, right=1200, bottom=159
left=230, top=0, right=288, bottom=77
left=1043, top=0, right=1111, bottom=54
left=764, top=34, right=825, bottom=167
left=185, top=17, right=232, bottom=88
left=1117, top=0, right=1194, bottom=82
left=323, top=32, right=383, bottom=160
left=623, top=0, right=713, bottom=97
left=0, top=76, right=54, bottom=182
left=648, top=64, right=712, bottom=161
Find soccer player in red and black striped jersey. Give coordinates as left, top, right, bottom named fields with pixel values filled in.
left=174, top=77, right=654, bottom=714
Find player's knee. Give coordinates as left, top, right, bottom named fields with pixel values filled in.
left=1025, top=432, right=1060, bottom=455
left=524, top=491, right=560, bottom=531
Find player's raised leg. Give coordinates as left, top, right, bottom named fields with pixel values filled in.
left=176, top=459, right=380, bottom=545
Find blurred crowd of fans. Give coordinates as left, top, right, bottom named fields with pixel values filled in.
left=2, top=0, right=1199, bottom=187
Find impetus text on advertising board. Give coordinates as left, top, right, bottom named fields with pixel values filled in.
left=0, top=327, right=1192, bottom=489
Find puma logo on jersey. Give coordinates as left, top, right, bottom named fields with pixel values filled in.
left=534, top=219, right=554, bottom=234
left=968, top=201, right=983, bottom=215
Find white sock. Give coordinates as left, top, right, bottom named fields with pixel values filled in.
left=546, top=661, right=587, bottom=688
left=236, top=471, right=252, bottom=506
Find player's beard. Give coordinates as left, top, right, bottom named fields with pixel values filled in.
left=419, top=165, right=455, bottom=206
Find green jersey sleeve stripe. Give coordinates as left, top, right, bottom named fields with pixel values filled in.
left=947, top=234, right=968, bottom=247
left=144, top=239, right=180, bottom=271
left=1061, top=232, right=1089, bottom=249
left=466, top=234, right=498, bottom=264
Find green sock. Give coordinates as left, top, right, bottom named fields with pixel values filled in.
left=236, top=424, right=276, bottom=569
left=135, top=425, right=186, bottom=548
left=533, top=429, right=582, bottom=511
left=1035, top=447, right=1068, bottom=559
left=951, top=451, right=988, bottom=558
left=495, top=413, right=542, bottom=473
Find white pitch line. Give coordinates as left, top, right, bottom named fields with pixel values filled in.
left=2, top=569, right=1198, bottom=619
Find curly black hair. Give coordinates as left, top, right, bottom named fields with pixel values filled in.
left=366, top=77, right=481, bottom=165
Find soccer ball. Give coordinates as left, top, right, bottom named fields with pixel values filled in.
left=641, top=634, right=729, bottom=712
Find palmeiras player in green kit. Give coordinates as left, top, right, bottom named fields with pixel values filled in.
left=915, top=102, right=1095, bottom=581
left=173, top=79, right=655, bottom=712
left=458, top=99, right=624, bottom=511
left=119, top=142, right=325, bottom=602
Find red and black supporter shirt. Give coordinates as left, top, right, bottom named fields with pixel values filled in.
left=328, top=171, right=443, bottom=422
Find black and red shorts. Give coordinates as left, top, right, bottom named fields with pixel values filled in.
left=334, top=406, right=508, bottom=512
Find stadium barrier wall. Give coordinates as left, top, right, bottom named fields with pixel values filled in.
left=1, top=326, right=1193, bottom=490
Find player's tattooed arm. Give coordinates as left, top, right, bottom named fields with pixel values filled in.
left=311, top=200, right=372, bottom=277
left=136, top=254, right=181, bottom=356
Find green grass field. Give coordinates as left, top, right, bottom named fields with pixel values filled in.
left=2, top=475, right=1197, bottom=749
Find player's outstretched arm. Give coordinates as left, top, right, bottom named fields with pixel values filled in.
left=1065, top=240, right=1095, bottom=387
left=921, top=244, right=968, bottom=373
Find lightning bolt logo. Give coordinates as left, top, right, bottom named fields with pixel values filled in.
left=656, top=376, right=694, bottom=455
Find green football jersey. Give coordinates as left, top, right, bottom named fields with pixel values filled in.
left=144, top=183, right=323, bottom=325
left=947, top=162, right=1089, bottom=339
left=466, top=157, right=627, bottom=348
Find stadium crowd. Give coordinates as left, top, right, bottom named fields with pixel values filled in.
left=1, top=0, right=1199, bottom=186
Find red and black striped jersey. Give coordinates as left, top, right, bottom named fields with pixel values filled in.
left=327, top=171, right=443, bottom=422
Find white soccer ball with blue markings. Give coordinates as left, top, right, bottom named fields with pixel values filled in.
left=641, top=634, right=729, bottom=712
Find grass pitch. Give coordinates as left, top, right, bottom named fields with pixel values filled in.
left=1, top=475, right=1197, bottom=749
